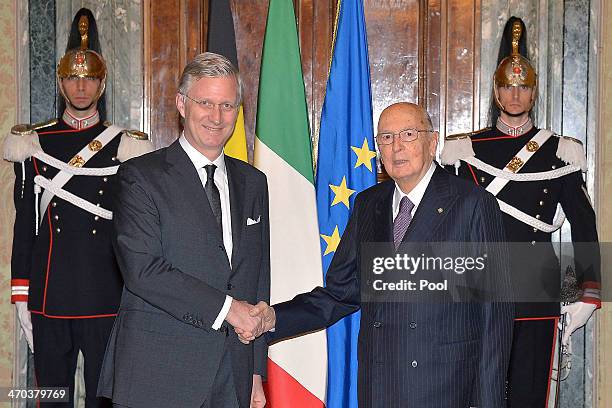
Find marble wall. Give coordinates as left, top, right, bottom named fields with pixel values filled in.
left=29, top=0, right=56, bottom=122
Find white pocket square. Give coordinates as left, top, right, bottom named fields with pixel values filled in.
left=246, top=215, right=261, bottom=226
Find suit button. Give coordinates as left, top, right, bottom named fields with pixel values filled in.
left=54, top=214, right=59, bottom=220
left=103, top=177, right=108, bottom=182
left=92, top=229, right=97, bottom=235
left=56, top=228, right=61, bottom=234
left=99, top=190, right=104, bottom=195
left=409, top=322, right=417, bottom=329
left=183, top=313, right=190, bottom=321
left=411, top=360, right=418, bottom=368
left=227, top=283, right=233, bottom=290
left=373, top=321, right=381, bottom=328
left=52, top=202, right=57, bottom=207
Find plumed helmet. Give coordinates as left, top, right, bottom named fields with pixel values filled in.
left=493, top=18, right=537, bottom=111
left=57, top=12, right=107, bottom=102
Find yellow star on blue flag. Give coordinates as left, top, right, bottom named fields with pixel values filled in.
left=351, top=137, right=377, bottom=172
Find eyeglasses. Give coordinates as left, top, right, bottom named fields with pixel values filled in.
left=181, top=93, right=238, bottom=112
left=376, top=129, right=433, bottom=145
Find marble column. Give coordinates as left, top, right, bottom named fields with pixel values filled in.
left=29, top=0, right=56, bottom=122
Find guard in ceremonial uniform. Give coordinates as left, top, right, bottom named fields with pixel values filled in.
left=441, top=17, right=600, bottom=407
left=3, top=9, right=153, bottom=407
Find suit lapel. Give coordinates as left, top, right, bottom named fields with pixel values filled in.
left=402, top=165, right=456, bottom=244
left=225, top=157, right=246, bottom=266
left=164, top=141, right=222, bottom=236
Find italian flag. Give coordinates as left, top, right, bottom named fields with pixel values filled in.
left=254, top=0, right=326, bottom=406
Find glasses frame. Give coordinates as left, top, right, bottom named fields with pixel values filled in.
left=376, top=128, right=434, bottom=145
left=181, top=93, right=238, bottom=113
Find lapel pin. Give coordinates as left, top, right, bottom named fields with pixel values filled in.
left=437, top=207, right=444, bottom=214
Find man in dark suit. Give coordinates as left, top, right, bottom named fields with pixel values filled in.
left=97, top=52, right=270, bottom=408
left=244, top=103, right=514, bottom=407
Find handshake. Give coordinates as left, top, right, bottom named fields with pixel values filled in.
left=225, top=300, right=276, bottom=344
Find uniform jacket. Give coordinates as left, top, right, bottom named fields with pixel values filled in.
left=446, top=125, right=600, bottom=317
left=10, top=118, right=123, bottom=317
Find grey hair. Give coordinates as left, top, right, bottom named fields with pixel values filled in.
left=177, top=52, right=242, bottom=105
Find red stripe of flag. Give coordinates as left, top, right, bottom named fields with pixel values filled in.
left=264, top=358, right=324, bottom=408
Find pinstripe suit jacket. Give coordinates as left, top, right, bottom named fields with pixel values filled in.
left=270, top=165, right=513, bottom=407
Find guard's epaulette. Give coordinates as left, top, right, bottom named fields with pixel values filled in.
left=123, top=129, right=149, bottom=141
left=10, top=118, right=58, bottom=136
left=445, top=127, right=491, bottom=141
left=555, top=134, right=583, bottom=146
left=441, top=129, right=486, bottom=166
left=116, top=129, right=154, bottom=162
left=554, top=134, right=587, bottom=171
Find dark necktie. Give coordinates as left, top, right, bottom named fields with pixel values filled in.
left=393, top=196, right=414, bottom=249
left=204, top=164, right=222, bottom=228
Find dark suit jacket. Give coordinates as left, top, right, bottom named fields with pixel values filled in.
left=269, top=165, right=513, bottom=408
left=98, top=140, right=270, bottom=408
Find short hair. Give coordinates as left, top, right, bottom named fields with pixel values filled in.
left=177, top=52, right=242, bottom=105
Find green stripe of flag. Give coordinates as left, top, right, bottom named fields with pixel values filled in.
left=255, top=0, right=314, bottom=184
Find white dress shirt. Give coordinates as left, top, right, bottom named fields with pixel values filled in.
left=392, top=162, right=436, bottom=221
left=179, top=135, right=233, bottom=330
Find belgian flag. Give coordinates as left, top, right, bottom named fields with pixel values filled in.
left=207, top=0, right=248, bottom=162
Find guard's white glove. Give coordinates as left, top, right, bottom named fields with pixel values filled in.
left=15, top=301, right=33, bottom=353
left=560, top=301, right=596, bottom=346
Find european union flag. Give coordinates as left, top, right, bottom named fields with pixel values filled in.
left=315, top=1, right=375, bottom=407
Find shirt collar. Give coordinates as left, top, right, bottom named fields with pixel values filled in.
left=179, top=133, right=226, bottom=176
left=62, top=110, right=100, bottom=130
left=496, top=117, right=533, bottom=136
left=393, top=162, right=436, bottom=217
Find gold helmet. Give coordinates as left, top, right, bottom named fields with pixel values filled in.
left=493, top=20, right=537, bottom=111
left=57, top=15, right=107, bottom=102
